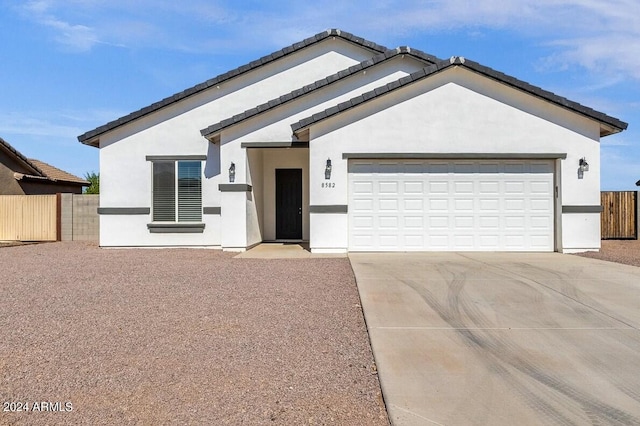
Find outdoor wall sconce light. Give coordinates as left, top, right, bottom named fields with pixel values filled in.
left=229, top=162, right=235, bottom=182
left=325, top=158, right=332, bottom=180
left=579, top=157, right=589, bottom=172
left=578, top=157, right=589, bottom=180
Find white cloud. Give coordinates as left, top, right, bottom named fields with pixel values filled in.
left=23, top=0, right=100, bottom=51
left=0, top=109, right=127, bottom=141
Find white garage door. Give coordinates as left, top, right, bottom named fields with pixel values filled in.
left=348, top=159, right=555, bottom=251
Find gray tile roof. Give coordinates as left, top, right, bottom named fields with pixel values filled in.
left=291, top=57, right=628, bottom=135
left=200, top=47, right=440, bottom=138
left=78, top=29, right=389, bottom=146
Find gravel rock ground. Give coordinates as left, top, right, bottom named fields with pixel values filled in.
left=575, top=239, right=640, bottom=267
left=0, top=242, right=388, bottom=425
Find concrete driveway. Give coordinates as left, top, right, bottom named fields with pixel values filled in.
left=349, top=252, right=640, bottom=425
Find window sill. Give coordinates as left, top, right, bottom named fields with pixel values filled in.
left=147, top=223, right=206, bottom=233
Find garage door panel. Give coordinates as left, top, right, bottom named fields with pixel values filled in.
left=479, top=235, right=500, bottom=248
left=353, top=181, right=373, bottom=194
left=479, top=163, right=500, bottom=173
left=378, top=199, right=399, bottom=211
left=430, top=216, right=449, bottom=229
left=352, top=198, right=374, bottom=211
left=480, top=216, right=500, bottom=229
left=454, top=163, right=476, bottom=173
left=530, top=181, right=552, bottom=193
left=379, top=216, right=399, bottom=229
left=479, top=198, right=500, bottom=211
left=454, top=235, right=475, bottom=249
left=404, top=181, right=424, bottom=193
left=455, top=216, right=474, bottom=228
left=479, top=181, right=500, bottom=194
left=455, top=199, right=474, bottom=210
left=348, top=159, right=554, bottom=252
left=404, top=199, right=423, bottom=211
left=530, top=198, right=552, bottom=211
left=429, top=181, right=449, bottom=193
left=378, top=181, right=399, bottom=193
left=505, top=181, right=525, bottom=193
left=428, top=163, right=450, bottom=174
left=404, top=234, right=424, bottom=248
left=405, top=216, right=424, bottom=228
left=379, top=234, right=399, bottom=249
left=455, top=181, right=474, bottom=193
left=505, top=199, right=525, bottom=211
left=352, top=215, right=374, bottom=229
left=430, top=198, right=449, bottom=210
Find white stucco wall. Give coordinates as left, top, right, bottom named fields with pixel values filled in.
left=98, top=39, right=377, bottom=247
left=307, top=67, right=603, bottom=252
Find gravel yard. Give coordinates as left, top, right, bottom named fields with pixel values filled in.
left=575, top=238, right=640, bottom=267
left=0, top=242, right=388, bottom=425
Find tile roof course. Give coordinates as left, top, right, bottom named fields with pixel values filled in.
left=28, top=159, right=89, bottom=185
left=78, top=29, right=389, bottom=145
left=291, top=56, right=628, bottom=135
left=200, top=46, right=440, bottom=138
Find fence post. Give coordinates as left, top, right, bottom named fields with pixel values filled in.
left=56, top=193, right=61, bottom=241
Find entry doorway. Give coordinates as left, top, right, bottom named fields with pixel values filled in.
left=275, top=168, right=302, bottom=240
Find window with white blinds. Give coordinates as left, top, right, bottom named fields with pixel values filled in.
left=152, top=161, right=202, bottom=222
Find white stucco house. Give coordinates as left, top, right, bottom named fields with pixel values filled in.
left=79, top=29, right=627, bottom=253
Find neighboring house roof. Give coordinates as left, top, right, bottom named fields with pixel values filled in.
left=0, top=136, right=45, bottom=176
left=0, top=137, right=88, bottom=186
left=291, top=56, right=629, bottom=137
left=200, top=46, right=440, bottom=138
left=78, top=29, right=389, bottom=146
left=28, top=159, right=89, bottom=185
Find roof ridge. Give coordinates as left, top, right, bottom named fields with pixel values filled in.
left=78, top=29, right=389, bottom=145
left=291, top=57, right=628, bottom=134
left=200, top=46, right=441, bottom=138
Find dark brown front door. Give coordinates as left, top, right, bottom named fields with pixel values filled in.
left=276, top=169, right=302, bottom=240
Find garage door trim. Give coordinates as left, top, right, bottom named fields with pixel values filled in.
left=348, top=158, right=557, bottom=252
left=343, top=152, right=567, bottom=160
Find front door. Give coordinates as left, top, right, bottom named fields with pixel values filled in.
left=276, top=168, right=302, bottom=240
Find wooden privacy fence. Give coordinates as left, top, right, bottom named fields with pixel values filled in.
left=601, top=191, right=638, bottom=239
left=0, top=195, right=58, bottom=241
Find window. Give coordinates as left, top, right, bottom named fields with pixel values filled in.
left=152, top=161, right=202, bottom=222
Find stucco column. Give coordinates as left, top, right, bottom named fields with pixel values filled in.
left=219, top=185, right=250, bottom=250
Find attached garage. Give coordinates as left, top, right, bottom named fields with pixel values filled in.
left=348, top=158, right=556, bottom=252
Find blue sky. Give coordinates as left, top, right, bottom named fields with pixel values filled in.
left=1, top=0, right=638, bottom=189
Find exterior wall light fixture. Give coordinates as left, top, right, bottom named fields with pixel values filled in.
left=229, top=162, right=235, bottom=182
left=578, top=157, right=589, bottom=180
left=579, top=157, right=589, bottom=172
left=325, top=158, right=332, bottom=180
